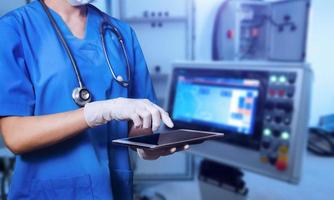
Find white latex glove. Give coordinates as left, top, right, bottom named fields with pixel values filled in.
left=84, top=98, right=174, bottom=131
left=137, top=145, right=190, bottom=160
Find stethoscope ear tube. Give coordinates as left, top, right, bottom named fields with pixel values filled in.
left=100, top=19, right=131, bottom=87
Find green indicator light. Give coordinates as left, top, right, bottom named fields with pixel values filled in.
left=270, top=75, right=278, bottom=83
left=281, top=132, right=290, bottom=140
left=279, top=76, right=287, bottom=83
left=263, top=129, right=272, bottom=136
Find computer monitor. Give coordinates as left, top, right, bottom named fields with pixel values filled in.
left=167, top=61, right=313, bottom=183
left=172, top=76, right=259, bottom=135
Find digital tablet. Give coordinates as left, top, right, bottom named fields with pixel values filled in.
left=112, top=129, right=224, bottom=150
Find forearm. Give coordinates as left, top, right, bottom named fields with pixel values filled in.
left=0, top=108, right=88, bottom=154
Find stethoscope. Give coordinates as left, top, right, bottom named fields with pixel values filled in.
left=40, top=0, right=131, bottom=107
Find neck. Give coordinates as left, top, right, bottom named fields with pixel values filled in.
left=43, top=0, right=87, bottom=21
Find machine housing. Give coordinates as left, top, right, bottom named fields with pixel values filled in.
left=166, top=61, right=312, bottom=183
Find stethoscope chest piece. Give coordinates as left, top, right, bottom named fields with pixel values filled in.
left=72, top=87, right=92, bottom=107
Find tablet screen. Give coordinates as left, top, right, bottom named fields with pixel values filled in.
left=125, top=130, right=219, bottom=146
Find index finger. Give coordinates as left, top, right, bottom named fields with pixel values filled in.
left=153, top=104, right=174, bottom=128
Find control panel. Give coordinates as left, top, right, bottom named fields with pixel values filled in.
left=260, top=72, right=297, bottom=171
left=168, top=61, right=312, bottom=183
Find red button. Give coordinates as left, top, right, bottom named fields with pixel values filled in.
left=276, top=159, right=288, bottom=171
left=227, top=30, right=234, bottom=39
left=269, top=89, right=276, bottom=97
left=278, top=90, right=286, bottom=97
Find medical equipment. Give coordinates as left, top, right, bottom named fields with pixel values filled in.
left=213, top=0, right=310, bottom=61
left=167, top=61, right=313, bottom=183
left=40, top=0, right=131, bottom=107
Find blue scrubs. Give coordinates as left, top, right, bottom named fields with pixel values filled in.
left=0, top=1, right=156, bottom=200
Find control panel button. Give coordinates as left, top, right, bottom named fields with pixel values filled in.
left=265, top=101, right=275, bottom=110
left=273, top=130, right=281, bottom=138
left=279, top=145, right=289, bottom=154
left=269, top=89, right=277, bottom=97
left=277, top=102, right=294, bottom=112
left=270, top=75, right=278, bottom=83
left=276, top=156, right=288, bottom=171
left=275, top=116, right=282, bottom=124
left=288, top=74, right=297, bottom=84
left=281, top=131, right=290, bottom=140
left=260, top=156, right=269, bottom=163
left=278, top=89, right=286, bottom=97
left=265, top=114, right=273, bottom=122
left=287, top=88, right=295, bottom=98
left=284, top=117, right=292, bottom=125
left=279, top=76, right=287, bottom=84
left=263, top=128, right=272, bottom=137
left=269, top=154, right=278, bottom=165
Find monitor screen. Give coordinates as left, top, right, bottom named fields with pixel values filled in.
left=172, top=75, right=260, bottom=135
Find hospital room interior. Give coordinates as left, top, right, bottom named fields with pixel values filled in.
left=0, top=0, right=333, bottom=200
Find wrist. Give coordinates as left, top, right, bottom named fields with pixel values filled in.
left=84, top=101, right=109, bottom=128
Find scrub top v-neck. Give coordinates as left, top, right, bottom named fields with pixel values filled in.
left=0, top=1, right=157, bottom=200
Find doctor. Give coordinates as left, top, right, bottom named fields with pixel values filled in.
left=0, top=0, right=185, bottom=199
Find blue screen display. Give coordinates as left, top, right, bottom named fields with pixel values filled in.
left=172, top=76, right=260, bottom=135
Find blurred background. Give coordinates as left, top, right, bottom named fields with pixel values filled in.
left=1, top=0, right=333, bottom=200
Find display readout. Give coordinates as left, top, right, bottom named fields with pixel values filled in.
left=172, top=76, right=260, bottom=135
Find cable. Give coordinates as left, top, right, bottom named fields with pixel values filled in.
left=307, top=128, right=334, bottom=157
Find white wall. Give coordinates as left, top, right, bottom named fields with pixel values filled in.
left=0, top=0, right=26, bottom=16
left=194, top=0, right=334, bottom=126
left=306, top=0, right=334, bottom=125
left=194, top=0, right=222, bottom=60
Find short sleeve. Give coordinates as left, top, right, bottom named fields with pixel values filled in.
left=0, top=16, right=35, bottom=116
left=129, top=29, right=157, bottom=104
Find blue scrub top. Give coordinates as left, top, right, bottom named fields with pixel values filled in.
left=0, top=1, right=156, bottom=200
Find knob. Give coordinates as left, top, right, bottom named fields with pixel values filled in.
left=265, top=101, right=275, bottom=110
left=288, top=74, right=297, bottom=84
left=287, top=89, right=295, bottom=98
left=273, top=130, right=281, bottom=137
left=269, top=153, right=278, bottom=165
left=284, top=117, right=291, bottom=125
left=262, top=141, right=271, bottom=149
left=275, top=116, right=282, bottom=124
left=277, top=102, right=293, bottom=113
left=265, top=114, right=273, bottom=122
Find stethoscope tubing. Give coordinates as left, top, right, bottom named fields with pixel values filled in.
left=40, top=0, right=84, bottom=89
left=39, top=0, right=131, bottom=106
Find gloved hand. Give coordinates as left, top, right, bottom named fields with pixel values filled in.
left=83, top=98, right=174, bottom=131
left=137, top=145, right=190, bottom=160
